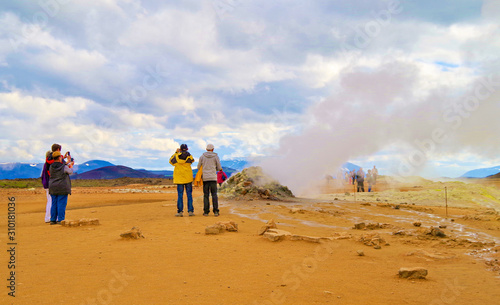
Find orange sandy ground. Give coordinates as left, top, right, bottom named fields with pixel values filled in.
left=0, top=184, right=499, bottom=305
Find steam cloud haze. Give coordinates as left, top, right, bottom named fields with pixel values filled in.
left=260, top=60, right=500, bottom=193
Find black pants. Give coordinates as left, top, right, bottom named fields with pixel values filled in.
left=203, top=181, right=219, bottom=214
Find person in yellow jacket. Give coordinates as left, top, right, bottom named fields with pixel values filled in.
left=169, top=144, right=195, bottom=217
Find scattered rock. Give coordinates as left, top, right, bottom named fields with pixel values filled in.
left=353, top=222, right=392, bottom=230
left=356, top=250, right=365, bottom=256
left=439, top=225, right=447, bottom=229
left=289, top=235, right=332, bottom=243
left=258, top=219, right=277, bottom=235
left=359, top=233, right=385, bottom=247
left=61, top=218, right=100, bottom=227
left=120, top=227, right=145, bottom=239
left=205, top=224, right=225, bottom=235
left=263, top=229, right=291, bottom=242
left=217, top=221, right=239, bottom=232
left=353, top=222, right=366, bottom=230
left=289, top=208, right=305, bottom=214
left=205, top=221, right=239, bottom=235
left=398, top=267, right=428, bottom=279
left=374, top=245, right=381, bottom=249
left=413, top=222, right=422, bottom=227
left=393, top=230, right=413, bottom=236
left=332, top=232, right=351, bottom=240
left=428, top=227, right=446, bottom=238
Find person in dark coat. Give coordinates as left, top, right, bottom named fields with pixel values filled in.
left=48, top=150, right=74, bottom=224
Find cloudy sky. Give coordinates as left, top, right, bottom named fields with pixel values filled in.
left=1, top=0, right=499, bottom=184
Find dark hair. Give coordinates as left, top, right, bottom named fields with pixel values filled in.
left=180, top=144, right=188, bottom=151
left=51, top=143, right=61, bottom=152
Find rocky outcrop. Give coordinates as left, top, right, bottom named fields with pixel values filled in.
left=220, top=166, right=294, bottom=200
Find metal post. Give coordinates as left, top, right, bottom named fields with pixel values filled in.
left=445, top=186, right=448, bottom=218
left=354, top=182, right=356, bottom=202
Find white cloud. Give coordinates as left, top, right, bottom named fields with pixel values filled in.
left=0, top=0, right=498, bottom=177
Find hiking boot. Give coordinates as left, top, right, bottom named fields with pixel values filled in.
left=49, top=221, right=57, bottom=225
left=175, top=212, right=183, bottom=217
left=214, top=212, right=219, bottom=217
left=203, top=213, right=208, bottom=216
left=188, top=212, right=195, bottom=216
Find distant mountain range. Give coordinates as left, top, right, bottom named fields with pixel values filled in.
left=0, top=158, right=249, bottom=180
left=460, top=165, right=500, bottom=178
left=10, top=158, right=498, bottom=180
left=74, top=160, right=115, bottom=174
left=0, top=163, right=44, bottom=179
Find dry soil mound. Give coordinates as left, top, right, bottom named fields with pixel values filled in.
left=220, top=166, right=294, bottom=200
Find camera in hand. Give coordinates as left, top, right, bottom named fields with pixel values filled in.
left=67, top=151, right=74, bottom=162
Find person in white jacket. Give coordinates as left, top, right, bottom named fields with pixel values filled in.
left=197, top=144, right=222, bottom=216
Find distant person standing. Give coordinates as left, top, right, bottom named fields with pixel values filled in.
left=217, top=169, right=228, bottom=187
left=356, top=168, right=365, bottom=192
left=169, top=144, right=195, bottom=217
left=49, top=150, right=74, bottom=224
left=198, top=144, right=222, bottom=216
left=366, top=169, right=374, bottom=192
left=351, top=170, right=356, bottom=185
left=372, top=165, right=378, bottom=184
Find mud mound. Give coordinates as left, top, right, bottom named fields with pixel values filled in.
left=220, top=166, right=294, bottom=200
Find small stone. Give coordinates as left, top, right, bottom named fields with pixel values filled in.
left=205, top=224, right=224, bottom=235
left=439, top=225, right=447, bottom=229
left=429, top=227, right=446, bottom=237
left=398, top=267, right=428, bottom=279
left=120, top=227, right=145, bottom=239
left=374, top=245, right=381, bottom=249
left=290, top=208, right=305, bottom=214
left=413, top=222, right=422, bottom=227
left=263, top=232, right=286, bottom=242
left=353, top=222, right=366, bottom=230
left=263, top=229, right=291, bottom=241
left=357, top=250, right=365, bottom=256
left=258, top=219, right=277, bottom=235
